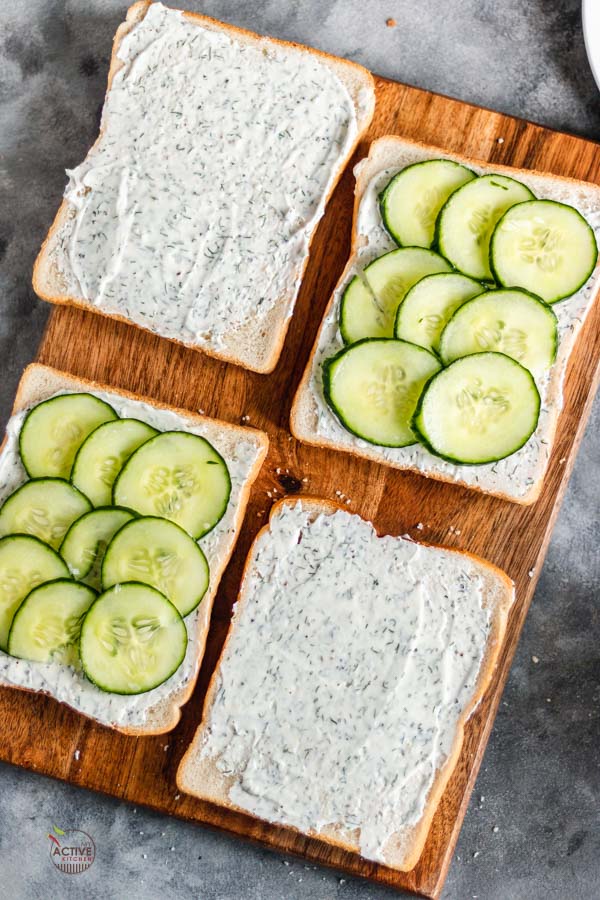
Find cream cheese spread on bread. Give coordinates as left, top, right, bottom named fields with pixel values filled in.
left=54, top=3, right=358, bottom=361
left=197, top=502, right=501, bottom=863
left=0, top=389, right=261, bottom=729
left=299, top=145, right=600, bottom=501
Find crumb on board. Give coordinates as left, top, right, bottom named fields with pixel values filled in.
left=497, top=137, right=504, bottom=144
left=528, top=568, right=535, bottom=578
left=416, top=522, right=424, bottom=530
left=559, top=457, right=566, bottom=464
left=73, top=749, right=80, bottom=761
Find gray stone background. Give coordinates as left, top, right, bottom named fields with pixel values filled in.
left=1, top=1, right=599, bottom=898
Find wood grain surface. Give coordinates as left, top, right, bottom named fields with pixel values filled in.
left=2, top=75, right=600, bottom=898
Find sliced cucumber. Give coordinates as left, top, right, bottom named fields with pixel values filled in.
left=80, top=582, right=187, bottom=694
left=439, top=289, right=558, bottom=375
left=113, top=431, right=230, bottom=539
left=0, top=479, right=92, bottom=550
left=436, top=174, right=535, bottom=281
left=380, top=159, right=476, bottom=248
left=394, top=272, right=483, bottom=352
left=71, top=418, right=158, bottom=507
left=0, top=534, right=69, bottom=651
left=8, top=579, right=96, bottom=666
left=412, top=352, right=541, bottom=464
left=323, top=338, right=441, bottom=447
left=60, top=507, right=135, bottom=589
left=490, top=199, right=598, bottom=303
left=339, top=276, right=383, bottom=344
left=19, top=393, right=117, bottom=479
left=347, top=248, right=452, bottom=341
left=102, top=516, right=209, bottom=617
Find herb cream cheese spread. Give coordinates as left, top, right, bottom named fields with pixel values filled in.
left=199, top=502, right=503, bottom=862
left=305, top=147, right=600, bottom=500
left=0, top=389, right=262, bottom=728
left=51, top=3, right=359, bottom=368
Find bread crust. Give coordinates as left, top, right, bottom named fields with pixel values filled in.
left=32, top=1, right=376, bottom=375
left=290, top=134, right=600, bottom=505
left=0, top=362, right=268, bottom=736
left=177, top=496, right=514, bottom=871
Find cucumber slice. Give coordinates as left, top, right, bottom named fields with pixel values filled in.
left=8, top=579, right=96, bottom=666
left=490, top=199, right=598, bottom=303
left=71, top=418, right=158, bottom=507
left=347, top=248, right=452, bottom=341
left=323, top=338, right=441, bottom=447
left=113, top=432, right=230, bottom=539
left=0, top=534, right=69, bottom=651
left=394, top=272, right=483, bottom=352
left=60, top=507, right=135, bottom=589
left=102, top=516, right=209, bottom=617
left=19, top=393, right=117, bottom=479
left=80, top=582, right=187, bottom=694
left=0, top=478, right=92, bottom=550
left=380, top=159, right=476, bottom=248
left=412, top=352, right=541, bottom=464
left=436, top=174, right=535, bottom=281
left=339, top=276, right=382, bottom=344
left=439, top=289, right=558, bottom=375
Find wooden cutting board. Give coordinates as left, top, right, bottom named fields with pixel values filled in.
left=2, top=74, right=600, bottom=899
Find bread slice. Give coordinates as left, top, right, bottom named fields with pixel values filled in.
left=32, top=1, right=375, bottom=375
left=0, top=363, right=268, bottom=735
left=177, top=496, right=514, bottom=872
left=291, top=135, right=600, bottom=504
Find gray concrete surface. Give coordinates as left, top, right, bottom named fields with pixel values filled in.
left=1, top=1, right=599, bottom=897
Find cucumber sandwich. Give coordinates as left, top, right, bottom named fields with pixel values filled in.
left=292, top=136, right=600, bottom=503
left=0, top=364, right=268, bottom=733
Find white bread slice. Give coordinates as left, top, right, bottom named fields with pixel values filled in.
left=0, top=363, right=268, bottom=735
left=32, top=1, right=375, bottom=375
left=177, top=496, right=514, bottom=872
left=291, top=136, right=600, bottom=504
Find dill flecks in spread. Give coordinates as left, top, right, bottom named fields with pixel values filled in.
left=306, top=147, right=600, bottom=499
left=199, top=503, right=495, bottom=863
left=58, top=3, right=358, bottom=361
left=0, top=389, right=261, bottom=728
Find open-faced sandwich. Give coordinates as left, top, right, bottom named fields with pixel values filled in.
left=0, top=364, right=267, bottom=734
left=292, top=136, right=600, bottom=504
